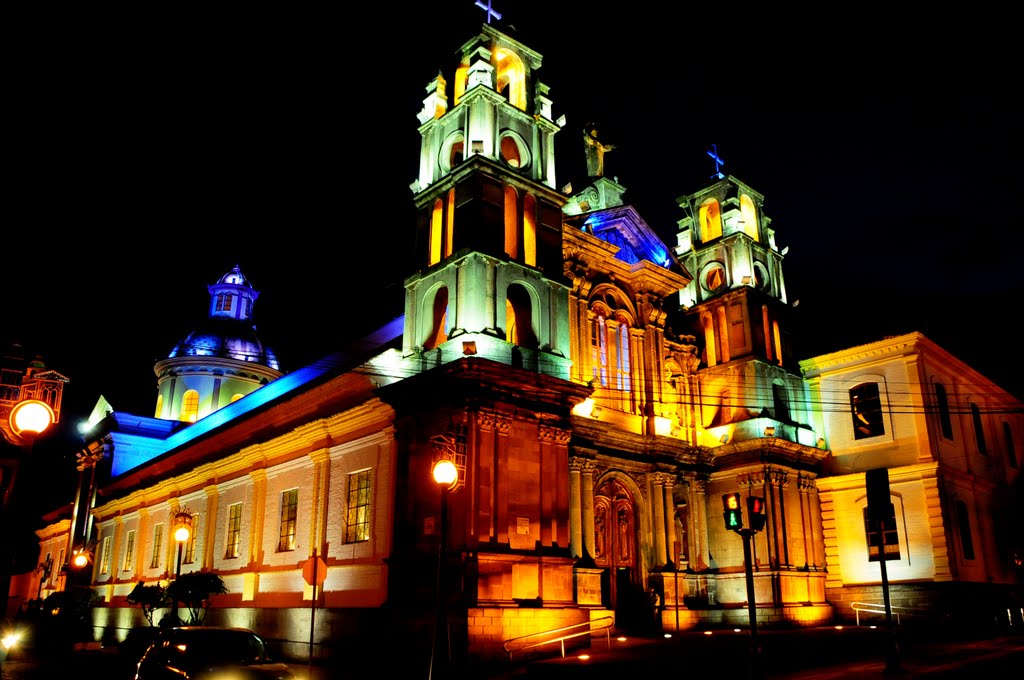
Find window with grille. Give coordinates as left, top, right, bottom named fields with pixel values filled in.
left=278, top=489, right=298, bottom=552
left=345, top=470, right=372, bottom=543
left=225, top=503, right=242, bottom=559
left=863, top=506, right=899, bottom=562
left=123, top=530, right=136, bottom=572
left=150, top=524, right=164, bottom=569
left=184, top=513, right=199, bottom=564
left=181, top=390, right=200, bottom=423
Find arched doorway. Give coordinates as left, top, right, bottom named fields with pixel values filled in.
left=594, top=477, right=646, bottom=629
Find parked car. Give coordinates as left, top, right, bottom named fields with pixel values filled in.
left=133, top=626, right=301, bottom=680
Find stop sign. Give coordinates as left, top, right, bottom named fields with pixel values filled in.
left=302, top=555, right=327, bottom=587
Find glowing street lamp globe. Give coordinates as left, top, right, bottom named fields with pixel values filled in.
left=432, top=459, right=458, bottom=488
left=9, top=399, right=55, bottom=436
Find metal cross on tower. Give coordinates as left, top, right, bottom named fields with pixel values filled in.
left=475, top=0, right=501, bottom=24
left=707, top=144, right=725, bottom=179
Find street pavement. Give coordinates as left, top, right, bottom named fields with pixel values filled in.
left=3, top=624, right=1024, bottom=679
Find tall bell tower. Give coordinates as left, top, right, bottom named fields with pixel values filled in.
left=403, top=23, right=571, bottom=378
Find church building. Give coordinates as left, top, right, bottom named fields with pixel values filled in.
left=19, top=16, right=1023, bottom=676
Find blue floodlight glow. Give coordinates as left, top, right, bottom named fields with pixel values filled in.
left=584, top=212, right=672, bottom=269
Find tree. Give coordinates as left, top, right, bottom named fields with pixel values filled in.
left=166, top=571, right=228, bottom=625
left=126, top=581, right=168, bottom=626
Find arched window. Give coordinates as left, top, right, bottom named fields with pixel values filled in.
left=424, top=287, right=449, bottom=350
left=504, top=185, right=519, bottom=259
left=506, top=284, right=537, bottom=348
left=970, top=403, right=987, bottom=455
left=494, top=48, right=526, bottom=110
left=590, top=312, right=608, bottom=387
left=935, top=383, right=953, bottom=440
left=590, top=309, right=635, bottom=412
left=523, top=193, right=536, bottom=266
left=699, top=199, right=722, bottom=242
left=850, top=382, right=883, bottom=439
left=773, top=383, right=789, bottom=422
left=739, top=194, right=759, bottom=241
left=181, top=390, right=200, bottom=423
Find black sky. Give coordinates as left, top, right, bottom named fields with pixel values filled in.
left=6, top=1, right=1023, bottom=450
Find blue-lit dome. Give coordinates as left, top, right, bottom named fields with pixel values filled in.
left=167, top=317, right=281, bottom=371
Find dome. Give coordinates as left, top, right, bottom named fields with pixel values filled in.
left=217, top=265, right=252, bottom=288
left=167, top=317, right=280, bottom=371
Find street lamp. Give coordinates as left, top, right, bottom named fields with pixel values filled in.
left=429, top=458, right=458, bottom=680
left=170, top=510, right=193, bottom=625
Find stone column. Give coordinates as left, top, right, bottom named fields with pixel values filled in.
left=569, top=457, right=584, bottom=559
left=649, top=473, right=669, bottom=567
left=581, top=459, right=598, bottom=561
left=693, top=478, right=711, bottom=571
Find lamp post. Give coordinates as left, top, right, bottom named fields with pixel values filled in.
left=170, top=511, right=193, bottom=625
left=429, top=458, right=458, bottom=680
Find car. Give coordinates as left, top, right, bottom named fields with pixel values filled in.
left=133, top=625, right=302, bottom=680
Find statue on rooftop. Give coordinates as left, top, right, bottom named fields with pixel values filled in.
left=584, top=123, right=615, bottom=178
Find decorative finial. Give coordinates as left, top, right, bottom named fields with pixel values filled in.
left=475, top=0, right=501, bottom=24
left=707, top=144, right=725, bottom=180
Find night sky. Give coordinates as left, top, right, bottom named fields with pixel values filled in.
left=6, top=0, right=1022, bottom=469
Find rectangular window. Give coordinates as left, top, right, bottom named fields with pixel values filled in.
left=850, top=382, right=884, bottom=439
left=278, top=489, right=299, bottom=552
left=345, top=470, right=372, bottom=543
left=225, top=503, right=243, bottom=559
left=935, top=383, right=953, bottom=440
left=151, top=523, right=164, bottom=569
left=123, top=530, right=136, bottom=572
left=184, top=513, right=200, bottom=564
left=56, top=548, right=65, bottom=577
left=99, top=536, right=112, bottom=575
left=955, top=501, right=975, bottom=560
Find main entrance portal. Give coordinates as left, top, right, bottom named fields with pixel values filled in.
left=593, top=477, right=642, bottom=624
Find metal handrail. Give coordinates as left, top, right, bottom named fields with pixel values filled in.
left=504, top=615, right=615, bottom=661
left=850, top=601, right=927, bottom=626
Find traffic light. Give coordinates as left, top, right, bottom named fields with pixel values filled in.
left=747, top=495, right=767, bottom=531
left=722, top=492, right=743, bottom=530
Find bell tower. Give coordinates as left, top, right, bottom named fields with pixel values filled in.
left=403, top=23, right=571, bottom=379
left=674, top=174, right=816, bottom=446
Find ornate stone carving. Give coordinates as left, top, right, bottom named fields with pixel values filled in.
left=539, top=424, right=571, bottom=444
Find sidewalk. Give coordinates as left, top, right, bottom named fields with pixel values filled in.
left=474, top=624, right=1024, bottom=679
